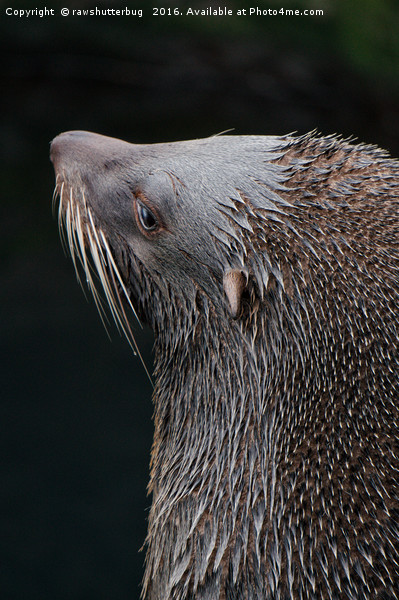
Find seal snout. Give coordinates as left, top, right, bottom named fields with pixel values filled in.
left=50, top=130, right=135, bottom=181
left=50, top=130, right=103, bottom=173
left=50, top=132, right=80, bottom=178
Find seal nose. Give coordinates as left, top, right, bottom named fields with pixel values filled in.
left=50, top=130, right=135, bottom=176
left=50, top=131, right=99, bottom=171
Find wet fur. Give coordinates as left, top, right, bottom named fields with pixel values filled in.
left=51, top=131, right=399, bottom=599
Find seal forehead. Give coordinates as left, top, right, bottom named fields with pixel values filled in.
left=134, top=135, right=293, bottom=216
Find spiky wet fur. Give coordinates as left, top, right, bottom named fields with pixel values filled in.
left=52, top=131, right=399, bottom=599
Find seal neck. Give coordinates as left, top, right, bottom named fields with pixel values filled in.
left=143, top=294, right=305, bottom=597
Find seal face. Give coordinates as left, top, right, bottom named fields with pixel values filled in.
left=51, top=130, right=399, bottom=599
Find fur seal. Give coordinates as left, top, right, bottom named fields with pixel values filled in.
left=50, top=130, right=399, bottom=599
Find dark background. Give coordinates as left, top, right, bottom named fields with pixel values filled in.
left=1, top=1, right=399, bottom=598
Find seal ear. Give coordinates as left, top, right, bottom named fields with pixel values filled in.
left=223, top=269, right=248, bottom=318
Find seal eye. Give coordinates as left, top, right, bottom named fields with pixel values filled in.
left=136, top=200, right=158, bottom=233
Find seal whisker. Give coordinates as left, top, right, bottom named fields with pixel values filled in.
left=99, top=230, right=142, bottom=328
left=86, top=210, right=152, bottom=383
left=82, top=236, right=113, bottom=338
left=97, top=241, right=153, bottom=382
left=71, top=201, right=95, bottom=294
left=71, top=201, right=90, bottom=302
left=86, top=227, right=119, bottom=324
left=102, top=251, right=153, bottom=383
left=51, top=175, right=61, bottom=216
left=86, top=209, right=132, bottom=338
left=68, top=199, right=87, bottom=291
left=65, top=200, right=79, bottom=276
left=81, top=189, right=88, bottom=213
left=61, top=196, right=109, bottom=331
left=65, top=197, right=108, bottom=327
left=56, top=181, right=68, bottom=252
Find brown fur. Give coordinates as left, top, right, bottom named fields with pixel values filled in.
left=51, top=130, right=399, bottom=599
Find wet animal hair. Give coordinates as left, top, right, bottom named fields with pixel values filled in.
left=51, top=130, right=399, bottom=599
left=53, top=180, right=151, bottom=379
